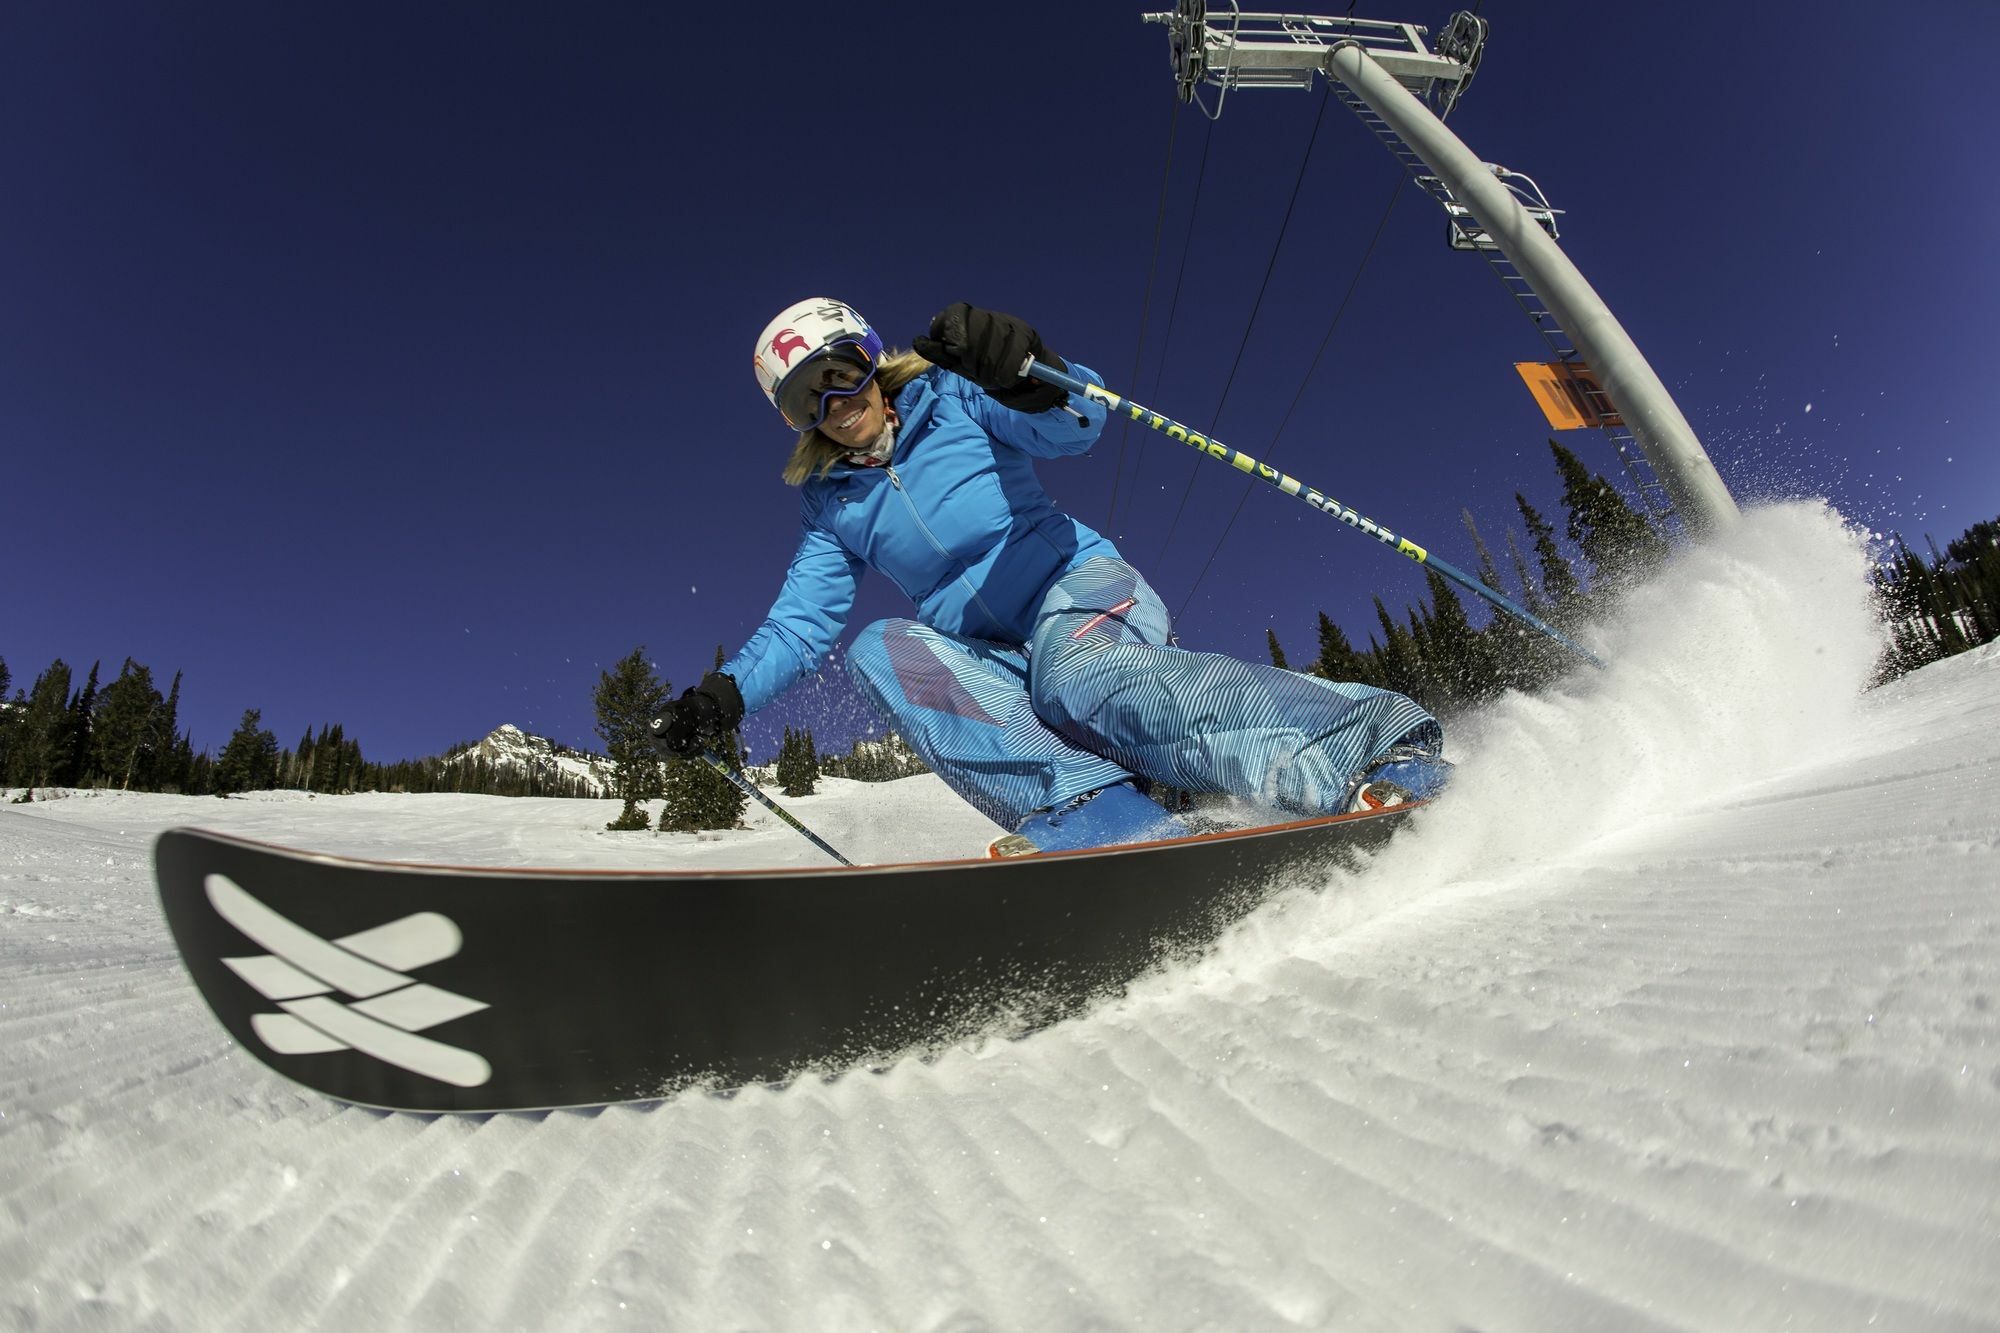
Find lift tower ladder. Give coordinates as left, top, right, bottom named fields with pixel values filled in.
left=1145, top=3, right=1735, bottom=534
left=1354, top=123, right=1675, bottom=521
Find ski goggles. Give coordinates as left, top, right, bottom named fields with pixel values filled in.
left=774, top=341, right=879, bottom=432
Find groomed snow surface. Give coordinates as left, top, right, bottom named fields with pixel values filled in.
left=5, top=503, right=1998, bottom=1331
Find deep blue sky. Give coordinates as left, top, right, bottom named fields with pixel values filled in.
left=6, top=2, right=1995, bottom=764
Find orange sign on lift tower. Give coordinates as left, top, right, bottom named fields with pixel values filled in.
left=1515, top=361, right=1623, bottom=431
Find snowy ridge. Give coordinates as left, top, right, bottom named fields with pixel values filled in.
left=439, top=722, right=615, bottom=796
left=4, top=503, right=1998, bottom=1329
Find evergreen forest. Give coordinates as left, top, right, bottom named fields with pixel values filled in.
left=1262, top=443, right=1999, bottom=719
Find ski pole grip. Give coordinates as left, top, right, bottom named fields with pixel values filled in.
left=1023, top=357, right=1092, bottom=422
left=1024, top=357, right=1088, bottom=396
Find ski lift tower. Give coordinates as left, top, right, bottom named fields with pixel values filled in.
left=1147, top=3, right=1739, bottom=534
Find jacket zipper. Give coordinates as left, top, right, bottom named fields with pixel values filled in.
left=885, top=464, right=1007, bottom=635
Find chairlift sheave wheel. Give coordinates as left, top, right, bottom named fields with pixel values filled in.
left=1170, top=0, right=1207, bottom=103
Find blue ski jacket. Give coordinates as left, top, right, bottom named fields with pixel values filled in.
left=722, top=364, right=1121, bottom=714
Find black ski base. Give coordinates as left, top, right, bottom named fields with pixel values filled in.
left=154, top=806, right=1418, bottom=1113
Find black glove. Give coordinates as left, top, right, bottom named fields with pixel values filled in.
left=912, top=302, right=1069, bottom=414
left=648, top=671, right=745, bottom=759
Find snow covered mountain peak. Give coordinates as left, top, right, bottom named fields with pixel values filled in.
left=442, top=723, right=615, bottom=795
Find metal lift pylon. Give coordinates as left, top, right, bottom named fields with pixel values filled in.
left=1144, top=3, right=1738, bottom=535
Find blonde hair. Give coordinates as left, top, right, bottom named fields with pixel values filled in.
left=781, top=349, right=933, bottom=486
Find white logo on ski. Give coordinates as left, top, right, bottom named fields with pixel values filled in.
left=205, top=874, right=493, bottom=1088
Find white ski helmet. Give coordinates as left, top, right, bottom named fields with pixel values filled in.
left=752, top=297, right=887, bottom=432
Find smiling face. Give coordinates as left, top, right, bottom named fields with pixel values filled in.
left=814, top=378, right=890, bottom=450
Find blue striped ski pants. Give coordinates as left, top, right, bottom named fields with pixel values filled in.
left=845, top=557, right=1442, bottom=830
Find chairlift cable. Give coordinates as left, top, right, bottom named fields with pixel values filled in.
left=1174, top=170, right=1407, bottom=626
left=1105, top=96, right=1184, bottom=536
left=1111, top=109, right=1216, bottom=539
left=1151, top=82, right=1332, bottom=571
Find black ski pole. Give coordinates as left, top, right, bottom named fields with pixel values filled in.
left=700, top=750, right=854, bottom=867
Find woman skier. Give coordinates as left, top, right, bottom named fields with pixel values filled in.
left=649, top=298, right=1450, bottom=854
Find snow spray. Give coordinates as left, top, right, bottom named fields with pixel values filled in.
left=1152, top=500, right=1889, bottom=987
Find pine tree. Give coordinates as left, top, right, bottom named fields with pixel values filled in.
left=1419, top=567, right=1494, bottom=712
left=324, top=723, right=354, bottom=793
left=1480, top=525, right=1554, bottom=690
left=661, top=645, right=749, bottom=831
left=778, top=726, right=820, bottom=797
left=1952, top=524, right=2000, bottom=644
left=1945, top=520, right=2000, bottom=567
left=1548, top=439, right=1668, bottom=593
left=660, top=748, right=750, bottom=830
left=10, top=660, right=74, bottom=797
left=1872, top=551, right=1934, bottom=681
left=1516, top=493, right=1583, bottom=620
left=214, top=709, right=278, bottom=796
left=59, top=662, right=101, bottom=787
left=89, top=659, right=161, bottom=790
left=0, top=657, right=15, bottom=788
left=1265, top=628, right=1290, bottom=670
left=1312, top=611, right=1367, bottom=684
left=290, top=727, right=313, bottom=791
left=141, top=671, right=183, bottom=791
left=1461, top=508, right=1507, bottom=595
left=1848, top=510, right=1992, bottom=680
left=1406, top=602, right=1437, bottom=704
left=593, top=647, right=669, bottom=831
left=776, top=727, right=797, bottom=794
left=165, top=727, right=196, bottom=795
left=1504, top=526, right=1547, bottom=616
left=657, top=757, right=703, bottom=829
left=1916, top=540, right=1971, bottom=655
left=1372, top=597, right=1425, bottom=703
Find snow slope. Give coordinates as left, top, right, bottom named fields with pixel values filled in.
left=4, top=503, right=1997, bottom=1331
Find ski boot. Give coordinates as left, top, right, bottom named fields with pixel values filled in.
left=1346, top=745, right=1455, bottom=813
left=987, top=782, right=1191, bottom=858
